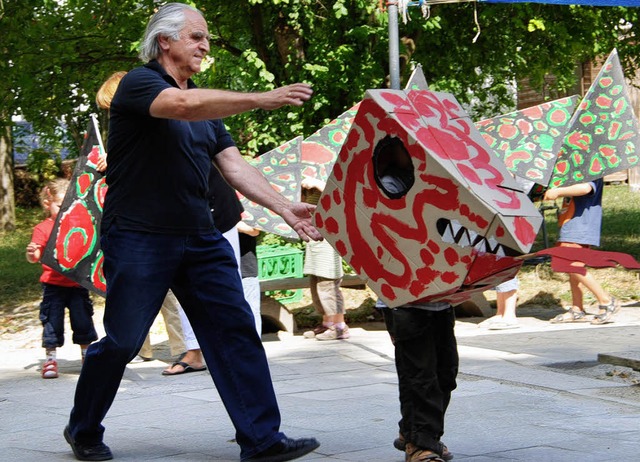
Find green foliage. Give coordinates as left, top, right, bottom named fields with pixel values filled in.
left=0, top=207, right=45, bottom=310
left=1, top=0, right=154, bottom=149
left=195, top=0, right=388, bottom=156
left=25, top=148, right=61, bottom=183
left=2, top=1, right=639, bottom=166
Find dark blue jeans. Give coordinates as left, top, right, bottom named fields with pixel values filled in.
left=68, top=225, right=284, bottom=459
left=39, top=283, right=97, bottom=349
left=382, top=307, right=458, bottom=453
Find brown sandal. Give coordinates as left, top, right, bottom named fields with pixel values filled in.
left=406, top=443, right=446, bottom=462
left=395, top=434, right=453, bottom=460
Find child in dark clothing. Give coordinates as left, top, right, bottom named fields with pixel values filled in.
left=26, top=178, right=98, bottom=378
left=377, top=299, right=458, bottom=462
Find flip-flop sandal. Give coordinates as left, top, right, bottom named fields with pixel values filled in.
left=162, top=361, right=207, bottom=376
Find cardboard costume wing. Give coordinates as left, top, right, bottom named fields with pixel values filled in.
left=40, top=116, right=107, bottom=296
left=240, top=105, right=360, bottom=240
left=238, top=137, right=303, bottom=240
left=475, top=96, right=581, bottom=187
left=314, top=88, right=543, bottom=308
left=549, top=49, right=640, bottom=187
left=475, top=50, right=640, bottom=191
left=300, top=104, right=360, bottom=182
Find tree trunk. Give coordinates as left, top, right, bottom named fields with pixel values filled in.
left=0, top=119, right=16, bottom=232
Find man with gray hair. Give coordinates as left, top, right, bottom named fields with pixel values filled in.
left=64, top=3, right=320, bottom=461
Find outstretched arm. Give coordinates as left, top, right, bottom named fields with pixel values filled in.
left=150, top=84, right=313, bottom=122
left=215, top=147, right=322, bottom=242
left=543, top=183, right=593, bottom=201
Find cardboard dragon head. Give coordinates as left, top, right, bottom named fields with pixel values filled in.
left=314, top=88, right=543, bottom=307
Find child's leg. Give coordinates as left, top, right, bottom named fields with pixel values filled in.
left=314, top=277, right=349, bottom=340
left=496, top=290, right=517, bottom=320
left=383, top=307, right=447, bottom=454
left=304, top=276, right=332, bottom=337
left=494, top=277, right=518, bottom=319
left=480, top=278, right=518, bottom=328
left=79, top=344, right=90, bottom=363
left=309, top=275, right=329, bottom=321
left=570, top=271, right=611, bottom=307
left=434, top=308, right=458, bottom=422
left=40, top=284, right=65, bottom=378
left=321, top=277, right=346, bottom=327
left=560, top=242, right=611, bottom=310
left=492, top=278, right=519, bottom=329
left=67, top=287, right=99, bottom=357
left=568, top=273, right=586, bottom=311
left=40, top=284, right=66, bottom=352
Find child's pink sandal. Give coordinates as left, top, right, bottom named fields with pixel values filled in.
left=42, top=359, right=58, bottom=379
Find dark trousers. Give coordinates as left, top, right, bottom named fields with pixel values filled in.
left=382, top=307, right=459, bottom=452
left=40, top=283, right=97, bottom=349
left=68, top=225, right=284, bottom=459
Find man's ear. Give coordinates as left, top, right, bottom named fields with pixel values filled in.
left=158, top=35, right=171, bottom=52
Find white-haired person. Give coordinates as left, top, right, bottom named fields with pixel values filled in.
left=63, top=3, right=320, bottom=461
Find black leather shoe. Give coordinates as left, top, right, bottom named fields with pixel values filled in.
left=64, top=426, right=113, bottom=461
left=243, top=436, right=320, bottom=462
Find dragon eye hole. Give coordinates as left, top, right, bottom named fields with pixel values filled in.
left=373, top=135, right=414, bottom=199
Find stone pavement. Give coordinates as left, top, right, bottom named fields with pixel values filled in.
left=1, top=303, right=639, bottom=462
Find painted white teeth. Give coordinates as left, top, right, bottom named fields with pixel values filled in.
left=442, top=224, right=456, bottom=244
left=458, top=230, right=471, bottom=247
left=437, top=219, right=510, bottom=257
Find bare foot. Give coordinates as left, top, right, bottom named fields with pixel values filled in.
left=162, top=361, right=207, bottom=375
left=162, top=349, right=206, bottom=375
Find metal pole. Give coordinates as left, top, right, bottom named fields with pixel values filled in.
left=388, top=2, right=401, bottom=90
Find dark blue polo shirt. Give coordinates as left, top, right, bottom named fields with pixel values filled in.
left=208, top=164, right=243, bottom=234
left=103, top=60, right=236, bottom=234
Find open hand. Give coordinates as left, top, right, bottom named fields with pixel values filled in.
left=258, top=83, right=313, bottom=110
left=281, top=202, right=323, bottom=242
